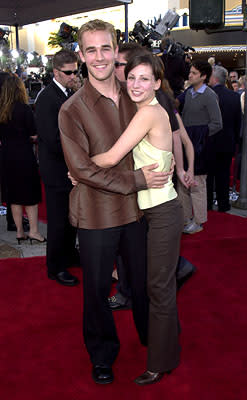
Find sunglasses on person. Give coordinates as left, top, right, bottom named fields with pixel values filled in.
left=115, top=62, right=127, bottom=68
left=57, top=69, right=79, bottom=76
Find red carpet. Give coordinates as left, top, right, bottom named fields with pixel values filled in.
left=0, top=211, right=246, bottom=400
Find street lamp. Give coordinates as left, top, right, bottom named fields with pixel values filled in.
left=233, top=0, right=247, bottom=209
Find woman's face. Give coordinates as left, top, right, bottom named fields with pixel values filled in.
left=127, top=63, right=160, bottom=107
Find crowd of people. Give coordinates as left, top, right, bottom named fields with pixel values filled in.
left=0, top=18, right=245, bottom=386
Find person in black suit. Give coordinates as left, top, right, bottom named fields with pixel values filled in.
left=35, top=49, right=80, bottom=286
left=208, top=65, right=242, bottom=212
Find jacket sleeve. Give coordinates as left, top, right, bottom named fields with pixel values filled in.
left=207, top=91, right=223, bottom=136
left=234, top=93, right=242, bottom=145
left=58, top=102, right=147, bottom=195
left=35, top=91, right=64, bottom=157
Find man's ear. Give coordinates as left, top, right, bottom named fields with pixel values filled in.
left=114, top=45, right=119, bottom=61
left=53, top=68, right=58, bottom=80
left=78, top=50, right=85, bottom=63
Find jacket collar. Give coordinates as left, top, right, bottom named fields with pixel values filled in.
left=81, top=78, right=123, bottom=110
left=50, top=80, right=67, bottom=99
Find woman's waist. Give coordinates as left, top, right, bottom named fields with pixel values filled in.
left=137, top=180, right=177, bottom=210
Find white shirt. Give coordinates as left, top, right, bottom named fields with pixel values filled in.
left=53, top=78, right=68, bottom=96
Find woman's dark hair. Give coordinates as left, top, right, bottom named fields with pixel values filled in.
left=191, top=60, right=212, bottom=84
left=124, top=52, right=164, bottom=82
left=0, top=74, right=28, bottom=124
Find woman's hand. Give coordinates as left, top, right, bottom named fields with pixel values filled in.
left=184, top=170, right=196, bottom=187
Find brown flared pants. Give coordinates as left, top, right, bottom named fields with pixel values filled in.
left=144, top=198, right=184, bottom=372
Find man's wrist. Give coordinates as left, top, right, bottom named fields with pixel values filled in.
left=135, top=168, right=148, bottom=191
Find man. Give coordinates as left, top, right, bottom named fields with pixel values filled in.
left=178, top=60, right=222, bottom=234
left=160, top=37, right=189, bottom=97
left=229, top=70, right=239, bottom=82
left=109, top=42, right=195, bottom=311
left=58, top=20, right=169, bottom=385
left=208, top=65, right=242, bottom=212
left=231, top=80, right=241, bottom=93
left=35, top=49, right=80, bottom=287
left=238, top=75, right=246, bottom=95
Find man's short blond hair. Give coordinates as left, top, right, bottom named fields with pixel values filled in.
left=78, top=19, right=117, bottom=52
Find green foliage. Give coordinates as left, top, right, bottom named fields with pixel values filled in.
left=48, top=32, right=64, bottom=49
left=48, top=30, right=78, bottom=49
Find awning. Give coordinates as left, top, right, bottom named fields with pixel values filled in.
left=0, top=1, right=129, bottom=26
left=194, top=45, right=247, bottom=53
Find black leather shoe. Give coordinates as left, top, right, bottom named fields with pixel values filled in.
left=48, top=271, right=79, bottom=286
left=108, top=291, right=132, bottom=311
left=177, top=268, right=196, bottom=291
left=92, top=366, right=114, bottom=385
left=134, top=370, right=165, bottom=386
left=176, top=259, right=197, bottom=291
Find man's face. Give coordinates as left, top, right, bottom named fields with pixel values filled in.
left=229, top=71, right=238, bottom=82
left=189, top=66, right=206, bottom=88
left=115, top=52, right=127, bottom=82
left=53, top=62, right=78, bottom=89
left=79, top=30, right=118, bottom=83
left=232, top=82, right=240, bottom=92
left=209, top=73, right=217, bottom=87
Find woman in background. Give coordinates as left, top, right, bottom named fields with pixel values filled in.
left=0, top=73, right=45, bottom=244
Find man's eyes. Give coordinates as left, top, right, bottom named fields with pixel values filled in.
left=86, top=47, right=111, bottom=53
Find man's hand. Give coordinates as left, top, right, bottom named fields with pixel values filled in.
left=68, top=171, right=78, bottom=186
left=142, top=163, right=173, bottom=188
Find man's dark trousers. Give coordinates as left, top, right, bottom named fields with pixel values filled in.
left=45, top=184, right=78, bottom=274
left=78, top=217, right=148, bottom=367
left=207, top=151, right=233, bottom=211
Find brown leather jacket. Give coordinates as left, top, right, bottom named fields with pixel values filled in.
left=59, top=79, right=147, bottom=229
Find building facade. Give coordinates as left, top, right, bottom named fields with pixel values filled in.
left=0, top=0, right=245, bottom=71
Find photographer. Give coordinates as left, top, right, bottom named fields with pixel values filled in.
left=160, top=37, right=190, bottom=97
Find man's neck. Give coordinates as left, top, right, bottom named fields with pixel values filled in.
left=89, top=74, right=119, bottom=106
left=53, top=78, right=66, bottom=91
left=193, top=82, right=204, bottom=92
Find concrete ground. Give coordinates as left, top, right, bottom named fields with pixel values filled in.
left=0, top=198, right=246, bottom=260
left=0, top=211, right=47, bottom=259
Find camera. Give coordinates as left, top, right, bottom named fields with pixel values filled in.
left=162, top=37, right=195, bottom=58
left=129, top=20, right=161, bottom=48
left=0, top=27, right=10, bottom=48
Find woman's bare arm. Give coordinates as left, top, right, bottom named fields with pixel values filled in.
left=176, top=113, right=195, bottom=186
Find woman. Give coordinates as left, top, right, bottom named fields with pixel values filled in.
left=91, top=53, right=184, bottom=385
left=0, top=73, right=45, bottom=244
